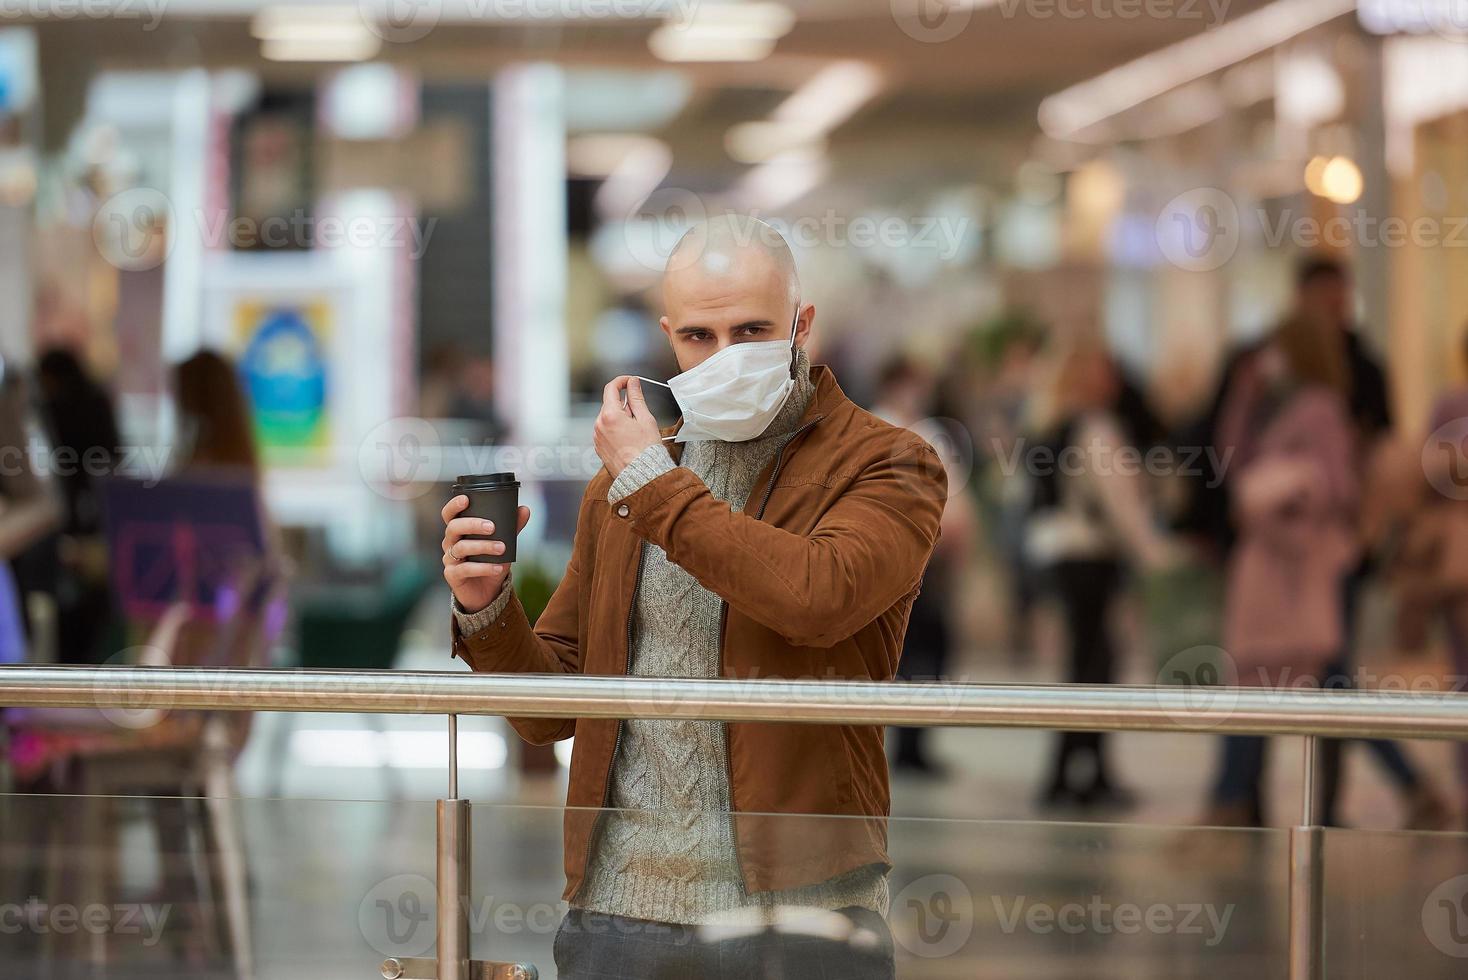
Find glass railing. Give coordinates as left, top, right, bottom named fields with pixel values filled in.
left=5, top=668, right=1468, bottom=978
left=13, top=791, right=1465, bottom=978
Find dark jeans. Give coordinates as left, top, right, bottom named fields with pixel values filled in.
left=1046, top=559, right=1123, bottom=796
left=1317, top=569, right=1422, bottom=824
left=1213, top=569, right=1423, bottom=823
left=554, top=907, right=895, bottom=980
left=1213, top=735, right=1268, bottom=822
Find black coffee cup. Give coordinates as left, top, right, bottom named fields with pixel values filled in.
left=452, top=473, right=520, bottom=564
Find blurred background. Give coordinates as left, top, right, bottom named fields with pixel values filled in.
left=4, top=0, right=1468, bottom=977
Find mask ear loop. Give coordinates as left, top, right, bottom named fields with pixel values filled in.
left=788, top=302, right=801, bottom=379
left=631, top=377, right=681, bottom=442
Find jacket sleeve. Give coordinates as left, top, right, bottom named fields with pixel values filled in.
left=451, top=478, right=605, bottom=745
left=613, top=438, right=946, bottom=648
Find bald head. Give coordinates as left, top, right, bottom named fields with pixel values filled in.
left=659, top=214, right=812, bottom=372
left=667, top=214, right=800, bottom=304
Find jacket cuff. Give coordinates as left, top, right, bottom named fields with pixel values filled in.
left=452, top=579, right=513, bottom=636
left=607, top=444, right=677, bottom=503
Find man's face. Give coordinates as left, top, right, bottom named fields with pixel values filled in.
left=660, top=247, right=812, bottom=373
left=1297, top=273, right=1350, bottom=326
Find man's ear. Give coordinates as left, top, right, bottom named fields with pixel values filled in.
left=794, top=303, right=815, bottom=348
left=659, top=315, right=673, bottom=341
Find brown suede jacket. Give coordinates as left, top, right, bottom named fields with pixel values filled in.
left=451, top=365, right=947, bottom=899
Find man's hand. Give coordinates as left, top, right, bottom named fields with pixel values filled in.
left=441, top=495, right=531, bottom=613
left=594, top=376, right=662, bottom=479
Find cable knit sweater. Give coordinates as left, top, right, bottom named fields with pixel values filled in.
left=454, top=349, right=888, bottom=926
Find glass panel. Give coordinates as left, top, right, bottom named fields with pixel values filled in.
left=1324, top=827, right=1468, bottom=980
left=0, top=794, right=1296, bottom=978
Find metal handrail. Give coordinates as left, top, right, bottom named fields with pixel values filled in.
left=10, top=664, right=1439, bottom=980
left=2, top=665, right=1467, bottom=740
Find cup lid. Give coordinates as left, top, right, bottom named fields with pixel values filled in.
left=455, top=472, right=518, bottom=486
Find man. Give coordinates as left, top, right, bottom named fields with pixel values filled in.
left=440, top=214, right=945, bottom=979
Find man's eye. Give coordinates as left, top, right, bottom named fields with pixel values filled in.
left=688, top=332, right=711, bottom=342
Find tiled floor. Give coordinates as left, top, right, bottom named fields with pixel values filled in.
left=5, top=612, right=1468, bottom=978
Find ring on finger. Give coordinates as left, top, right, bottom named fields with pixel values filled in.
left=449, top=544, right=462, bottom=563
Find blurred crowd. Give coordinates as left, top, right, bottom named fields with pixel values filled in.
left=859, top=254, right=1468, bottom=832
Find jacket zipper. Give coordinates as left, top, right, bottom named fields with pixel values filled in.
left=722, top=415, right=821, bottom=897
left=576, top=541, right=645, bottom=900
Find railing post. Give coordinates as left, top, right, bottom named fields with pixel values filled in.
left=380, top=713, right=536, bottom=980
left=438, top=714, right=469, bottom=980
left=1289, top=735, right=1325, bottom=980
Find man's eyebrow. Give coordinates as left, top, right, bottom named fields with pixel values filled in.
left=674, top=320, right=775, bottom=335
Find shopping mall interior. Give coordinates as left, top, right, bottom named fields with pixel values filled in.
left=3, top=0, right=1468, bottom=977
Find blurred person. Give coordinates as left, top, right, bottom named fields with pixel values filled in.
left=419, top=342, right=463, bottom=419
left=1293, top=258, right=1445, bottom=827
left=0, top=370, right=61, bottom=661
left=1385, top=328, right=1468, bottom=826
left=34, top=349, right=121, bottom=664
left=441, top=214, right=945, bottom=980
left=871, top=356, right=976, bottom=776
left=36, top=349, right=120, bottom=535
left=421, top=346, right=505, bottom=441
left=1204, top=311, right=1371, bottom=826
left=1026, top=340, right=1172, bottom=810
left=1177, top=257, right=1388, bottom=555
left=1194, top=256, right=1444, bottom=827
left=172, top=350, right=259, bottom=476
left=971, top=319, right=1045, bottom=661
left=448, top=354, right=504, bottom=443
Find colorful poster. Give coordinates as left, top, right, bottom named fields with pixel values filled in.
left=233, top=300, right=331, bottom=463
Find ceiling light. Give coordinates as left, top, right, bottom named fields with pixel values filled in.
left=725, top=120, right=822, bottom=163
left=262, top=36, right=382, bottom=61
left=649, top=2, right=796, bottom=63
left=253, top=6, right=362, bottom=40
left=771, top=60, right=883, bottom=133
left=1304, top=154, right=1331, bottom=195
left=734, top=147, right=828, bottom=211
left=1038, top=0, right=1357, bottom=141
left=1318, top=156, right=1363, bottom=204
left=254, top=6, right=382, bottom=62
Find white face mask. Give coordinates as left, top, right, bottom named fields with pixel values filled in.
left=642, top=305, right=800, bottom=443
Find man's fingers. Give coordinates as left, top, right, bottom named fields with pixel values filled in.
left=441, top=494, right=469, bottom=525
left=625, top=376, right=649, bottom=417
left=448, top=538, right=507, bottom=559
left=602, top=376, right=631, bottom=413
left=445, top=562, right=508, bottom=583
left=444, top=516, right=495, bottom=543
left=516, top=505, right=531, bottom=533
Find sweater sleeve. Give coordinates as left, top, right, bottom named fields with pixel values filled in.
left=451, top=577, right=514, bottom=634
left=608, top=444, right=677, bottom=503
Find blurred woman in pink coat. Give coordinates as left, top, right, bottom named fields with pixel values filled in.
left=1207, top=313, right=1359, bottom=825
